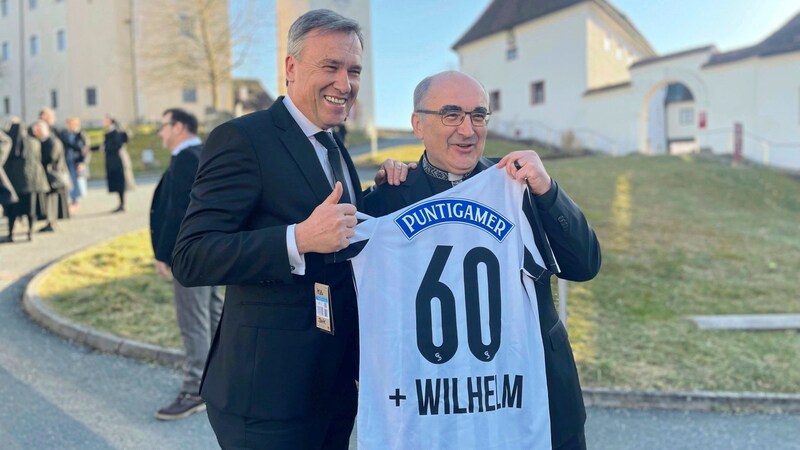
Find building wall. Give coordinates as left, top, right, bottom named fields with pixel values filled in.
left=582, top=86, right=639, bottom=154
left=581, top=48, right=800, bottom=169
left=457, top=6, right=800, bottom=170
left=64, top=0, right=136, bottom=126
left=0, top=0, right=24, bottom=119
left=0, top=1, right=136, bottom=126
left=458, top=3, right=654, bottom=148
left=459, top=5, right=590, bottom=143
left=754, top=53, right=800, bottom=169
left=134, top=0, right=232, bottom=124
left=582, top=48, right=713, bottom=155
left=585, top=3, right=653, bottom=90
left=0, top=0, right=233, bottom=127
left=275, top=0, right=375, bottom=131
left=702, top=53, right=800, bottom=168
left=19, top=0, right=67, bottom=118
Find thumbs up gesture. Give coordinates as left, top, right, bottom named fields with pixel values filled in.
left=295, top=182, right=358, bottom=254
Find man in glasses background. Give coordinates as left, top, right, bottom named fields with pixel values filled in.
left=151, top=108, right=223, bottom=421
left=362, top=70, right=601, bottom=450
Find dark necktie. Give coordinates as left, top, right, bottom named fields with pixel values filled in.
left=314, top=131, right=352, bottom=204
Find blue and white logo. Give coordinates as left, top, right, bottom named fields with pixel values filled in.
left=394, top=198, right=514, bottom=242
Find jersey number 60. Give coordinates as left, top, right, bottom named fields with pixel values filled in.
left=416, top=245, right=501, bottom=364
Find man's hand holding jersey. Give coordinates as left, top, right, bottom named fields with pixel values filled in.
left=497, top=150, right=553, bottom=195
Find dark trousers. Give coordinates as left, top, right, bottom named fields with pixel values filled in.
left=206, top=386, right=356, bottom=450
left=555, top=431, right=587, bottom=450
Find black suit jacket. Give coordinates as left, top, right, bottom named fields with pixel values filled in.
left=363, top=156, right=601, bottom=448
left=172, top=98, right=363, bottom=420
left=150, top=144, right=201, bottom=265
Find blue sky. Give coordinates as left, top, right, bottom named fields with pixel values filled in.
left=231, top=0, right=800, bottom=129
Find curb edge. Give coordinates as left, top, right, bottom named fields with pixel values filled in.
left=22, top=262, right=184, bottom=369
left=20, top=255, right=800, bottom=415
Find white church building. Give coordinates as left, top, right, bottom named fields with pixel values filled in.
left=454, top=0, right=800, bottom=170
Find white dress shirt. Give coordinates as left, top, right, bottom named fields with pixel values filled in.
left=171, top=136, right=202, bottom=156
left=283, top=96, right=356, bottom=275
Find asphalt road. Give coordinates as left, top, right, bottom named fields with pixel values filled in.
left=1, top=172, right=798, bottom=449
left=0, top=178, right=218, bottom=449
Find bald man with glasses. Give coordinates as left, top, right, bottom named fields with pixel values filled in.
left=362, top=70, right=601, bottom=450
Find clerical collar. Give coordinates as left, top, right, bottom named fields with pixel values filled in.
left=421, top=152, right=473, bottom=186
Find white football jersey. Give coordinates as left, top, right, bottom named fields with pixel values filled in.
left=351, top=168, right=552, bottom=450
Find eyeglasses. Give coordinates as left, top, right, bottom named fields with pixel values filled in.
left=415, top=107, right=491, bottom=127
left=158, top=121, right=176, bottom=132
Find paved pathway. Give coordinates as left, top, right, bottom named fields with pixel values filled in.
left=1, top=175, right=798, bottom=449
left=0, top=179, right=218, bottom=449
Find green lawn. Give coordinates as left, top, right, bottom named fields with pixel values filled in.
left=39, top=153, right=800, bottom=392
left=38, top=230, right=181, bottom=348
left=551, top=154, right=800, bottom=393
left=86, top=127, right=372, bottom=179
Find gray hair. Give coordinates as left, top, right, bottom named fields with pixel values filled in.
left=32, top=120, right=51, bottom=138
left=287, top=9, right=364, bottom=58
left=413, top=71, right=488, bottom=110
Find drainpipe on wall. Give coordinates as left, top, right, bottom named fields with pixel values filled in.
left=18, top=0, right=27, bottom=120
left=127, top=0, right=141, bottom=123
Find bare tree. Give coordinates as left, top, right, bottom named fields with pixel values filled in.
left=137, top=0, right=264, bottom=112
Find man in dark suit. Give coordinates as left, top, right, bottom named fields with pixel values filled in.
left=150, top=108, right=223, bottom=421
left=363, top=71, right=602, bottom=450
left=172, top=9, right=407, bottom=450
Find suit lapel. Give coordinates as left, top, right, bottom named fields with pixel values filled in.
left=271, top=99, right=333, bottom=204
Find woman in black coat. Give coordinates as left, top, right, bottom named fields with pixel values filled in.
left=3, top=121, right=50, bottom=241
left=0, top=130, right=18, bottom=200
left=0, top=130, right=19, bottom=223
left=101, top=115, right=135, bottom=212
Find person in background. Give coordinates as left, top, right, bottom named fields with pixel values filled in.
left=101, top=115, right=135, bottom=213
left=3, top=119, right=50, bottom=242
left=150, top=108, right=223, bottom=421
left=0, top=129, right=19, bottom=241
left=31, top=120, right=70, bottom=232
left=38, top=107, right=56, bottom=127
left=59, top=117, right=91, bottom=211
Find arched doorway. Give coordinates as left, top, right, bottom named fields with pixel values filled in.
left=643, top=82, right=698, bottom=155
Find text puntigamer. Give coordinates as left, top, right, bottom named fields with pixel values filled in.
left=394, top=199, right=514, bottom=242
